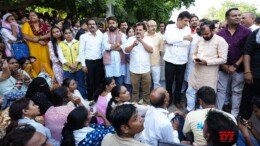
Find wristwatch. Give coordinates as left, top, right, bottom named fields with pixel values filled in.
left=233, top=64, right=238, bottom=68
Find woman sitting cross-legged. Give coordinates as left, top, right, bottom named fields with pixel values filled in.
left=61, top=106, right=115, bottom=146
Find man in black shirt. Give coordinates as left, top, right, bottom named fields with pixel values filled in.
left=75, top=19, right=88, bottom=40
left=240, top=28, right=260, bottom=119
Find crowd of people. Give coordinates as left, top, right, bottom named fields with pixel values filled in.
left=0, top=7, right=260, bottom=146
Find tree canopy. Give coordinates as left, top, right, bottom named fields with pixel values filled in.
left=0, top=0, right=195, bottom=23
left=204, top=1, right=259, bottom=21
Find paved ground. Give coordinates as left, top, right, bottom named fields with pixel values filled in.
left=160, top=80, right=187, bottom=113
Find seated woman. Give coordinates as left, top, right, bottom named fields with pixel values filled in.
left=44, top=87, right=75, bottom=141
left=106, top=85, right=149, bottom=121
left=62, top=78, right=89, bottom=108
left=0, top=59, right=11, bottom=81
left=18, top=57, right=37, bottom=79
left=93, top=77, right=115, bottom=124
left=6, top=98, right=59, bottom=145
left=61, top=106, right=115, bottom=146
left=54, top=86, right=84, bottom=108
left=25, top=77, right=53, bottom=115
left=0, top=56, right=11, bottom=136
left=0, top=57, right=31, bottom=109
left=57, top=27, right=87, bottom=99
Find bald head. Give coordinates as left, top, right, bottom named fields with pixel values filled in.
left=150, top=87, right=169, bottom=108
left=147, top=20, right=157, bottom=34
left=241, top=12, right=256, bottom=28
left=148, top=20, right=157, bottom=25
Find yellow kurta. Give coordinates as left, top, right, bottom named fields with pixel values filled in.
left=145, top=32, right=164, bottom=67
left=21, top=22, right=54, bottom=77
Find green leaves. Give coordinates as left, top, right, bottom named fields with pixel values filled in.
left=0, top=0, right=194, bottom=24
left=113, top=0, right=194, bottom=24
left=205, top=1, right=258, bottom=21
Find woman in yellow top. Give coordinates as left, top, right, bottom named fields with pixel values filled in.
left=57, top=27, right=87, bottom=99
left=21, top=11, right=54, bottom=78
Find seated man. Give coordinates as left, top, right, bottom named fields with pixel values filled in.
left=203, top=110, right=238, bottom=146
left=102, top=104, right=148, bottom=146
left=183, top=86, right=236, bottom=145
left=238, top=97, right=260, bottom=146
left=140, top=87, right=179, bottom=146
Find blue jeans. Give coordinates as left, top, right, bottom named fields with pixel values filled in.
left=237, top=131, right=260, bottom=146
left=114, top=75, right=124, bottom=86
left=63, top=70, right=87, bottom=99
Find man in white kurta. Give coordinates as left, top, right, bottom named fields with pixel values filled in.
left=102, top=16, right=127, bottom=85
left=186, top=21, right=228, bottom=111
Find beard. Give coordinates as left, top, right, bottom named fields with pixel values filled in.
left=191, top=23, right=198, bottom=28
left=109, top=26, right=117, bottom=32
left=121, top=27, right=127, bottom=32
left=203, top=34, right=214, bottom=41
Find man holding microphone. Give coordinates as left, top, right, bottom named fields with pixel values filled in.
left=123, top=22, right=154, bottom=104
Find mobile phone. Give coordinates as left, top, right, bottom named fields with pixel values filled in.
left=195, top=58, right=202, bottom=62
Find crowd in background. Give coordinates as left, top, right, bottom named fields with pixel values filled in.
left=0, top=7, right=260, bottom=146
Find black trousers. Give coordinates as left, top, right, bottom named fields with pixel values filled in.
left=252, top=77, right=260, bottom=97
left=239, top=77, right=260, bottom=119
left=85, top=59, right=105, bottom=100
left=165, top=61, right=186, bottom=105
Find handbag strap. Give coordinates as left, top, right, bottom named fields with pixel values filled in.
left=0, top=27, right=23, bottom=41
left=0, top=27, right=12, bottom=31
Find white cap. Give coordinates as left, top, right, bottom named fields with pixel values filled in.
left=2, top=13, right=12, bottom=21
